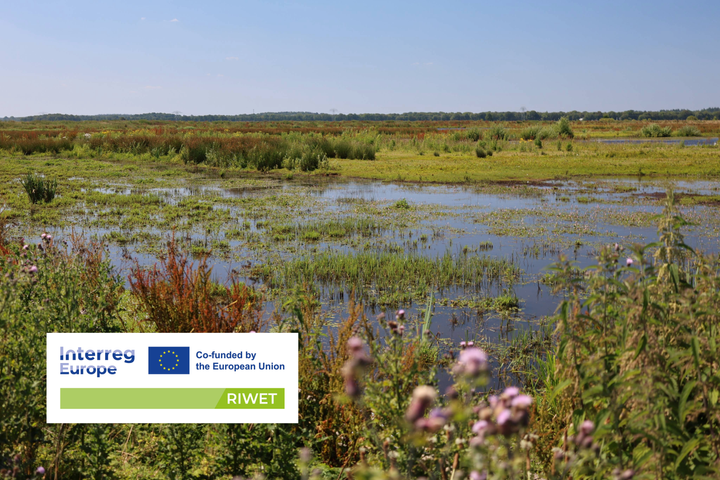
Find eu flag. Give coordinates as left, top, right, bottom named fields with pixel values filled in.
left=148, top=347, right=190, bottom=375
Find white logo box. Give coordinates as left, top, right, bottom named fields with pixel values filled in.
left=47, top=333, right=298, bottom=423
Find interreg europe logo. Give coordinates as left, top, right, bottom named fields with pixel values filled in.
left=148, top=347, right=190, bottom=375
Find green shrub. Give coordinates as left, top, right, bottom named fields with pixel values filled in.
left=538, top=193, right=720, bottom=477
left=0, top=238, right=124, bottom=477
left=465, top=128, right=481, bottom=142
left=351, top=143, right=376, bottom=160
left=640, top=123, right=672, bottom=137
left=537, top=127, right=555, bottom=140
left=556, top=117, right=574, bottom=138
left=486, top=125, right=508, bottom=141
left=520, top=125, right=542, bottom=140
left=675, top=125, right=702, bottom=137
left=21, top=173, right=57, bottom=204
left=475, top=146, right=487, bottom=158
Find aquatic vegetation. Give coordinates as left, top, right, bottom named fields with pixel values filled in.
left=21, top=172, right=57, bottom=204
left=256, top=250, right=521, bottom=305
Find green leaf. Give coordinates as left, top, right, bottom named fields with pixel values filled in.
left=548, top=379, right=572, bottom=404
left=691, top=337, right=700, bottom=370
left=674, top=438, right=699, bottom=470
left=678, top=380, right=697, bottom=427
left=634, top=333, right=647, bottom=360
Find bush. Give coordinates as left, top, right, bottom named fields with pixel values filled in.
left=475, top=146, right=487, bottom=158
left=640, top=123, right=672, bottom=137
left=519, top=125, right=542, bottom=140
left=486, top=125, right=508, bottom=141
left=128, top=237, right=264, bottom=333
left=675, top=125, right=702, bottom=137
left=21, top=173, right=57, bottom=204
left=538, top=193, right=720, bottom=477
left=465, top=128, right=481, bottom=142
left=0, top=237, right=124, bottom=477
left=556, top=117, right=574, bottom=138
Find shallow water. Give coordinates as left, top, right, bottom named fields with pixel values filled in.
left=32, top=177, right=720, bottom=361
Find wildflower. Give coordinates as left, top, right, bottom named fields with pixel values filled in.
left=472, top=420, right=490, bottom=434
left=299, top=447, right=312, bottom=463
left=347, top=337, right=363, bottom=354
left=614, top=243, right=620, bottom=252
left=460, top=341, right=467, bottom=349
left=502, top=386, right=520, bottom=399
left=416, top=407, right=449, bottom=432
left=36, top=467, right=45, bottom=475
left=28, top=265, right=38, bottom=274
left=469, top=471, right=487, bottom=480
left=406, top=385, right=437, bottom=423
left=613, top=469, right=635, bottom=480
left=455, top=347, right=488, bottom=377
left=342, top=337, right=371, bottom=399
left=626, top=258, right=633, bottom=266
left=580, top=420, right=594, bottom=436
left=511, top=394, right=533, bottom=409
left=396, top=309, right=405, bottom=320
left=22, top=244, right=29, bottom=250
left=496, top=408, right=516, bottom=435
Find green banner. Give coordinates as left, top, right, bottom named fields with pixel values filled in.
left=61, top=388, right=285, bottom=409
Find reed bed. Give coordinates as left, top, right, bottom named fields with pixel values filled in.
left=256, top=250, right=521, bottom=303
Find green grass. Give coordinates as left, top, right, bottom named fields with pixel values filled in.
left=334, top=143, right=720, bottom=183
left=255, top=250, right=521, bottom=305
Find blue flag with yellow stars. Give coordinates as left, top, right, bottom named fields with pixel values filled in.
left=148, top=347, right=190, bottom=374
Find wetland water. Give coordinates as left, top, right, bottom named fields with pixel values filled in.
left=35, top=177, right=720, bottom=348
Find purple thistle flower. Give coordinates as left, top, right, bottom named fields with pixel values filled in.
left=472, top=420, right=489, bottom=434
left=511, top=394, right=533, bottom=409
left=497, top=409, right=512, bottom=426
left=626, top=258, right=633, bottom=266
left=503, top=386, right=520, bottom=398
left=347, top=337, right=363, bottom=354
left=580, top=420, right=595, bottom=435
left=28, top=266, right=38, bottom=274
left=36, top=466, right=45, bottom=475
left=458, top=347, right=488, bottom=377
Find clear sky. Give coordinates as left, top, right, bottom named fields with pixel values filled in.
left=1, top=0, right=718, bottom=117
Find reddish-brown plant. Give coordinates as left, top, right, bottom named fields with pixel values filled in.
left=128, top=238, right=264, bottom=333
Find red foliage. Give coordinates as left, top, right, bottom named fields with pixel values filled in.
left=128, top=238, right=265, bottom=333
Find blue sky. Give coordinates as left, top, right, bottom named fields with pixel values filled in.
left=1, top=0, right=718, bottom=116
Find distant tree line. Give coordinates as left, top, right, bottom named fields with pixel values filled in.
left=3, top=108, right=719, bottom=123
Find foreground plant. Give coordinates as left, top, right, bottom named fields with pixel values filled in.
left=540, top=192, right=720, bottom=478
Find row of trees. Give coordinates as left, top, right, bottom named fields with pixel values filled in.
left=3, top=108, right=719, bottom=123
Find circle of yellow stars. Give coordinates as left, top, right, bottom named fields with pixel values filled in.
left=158, top=350, right=180, bottom=371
